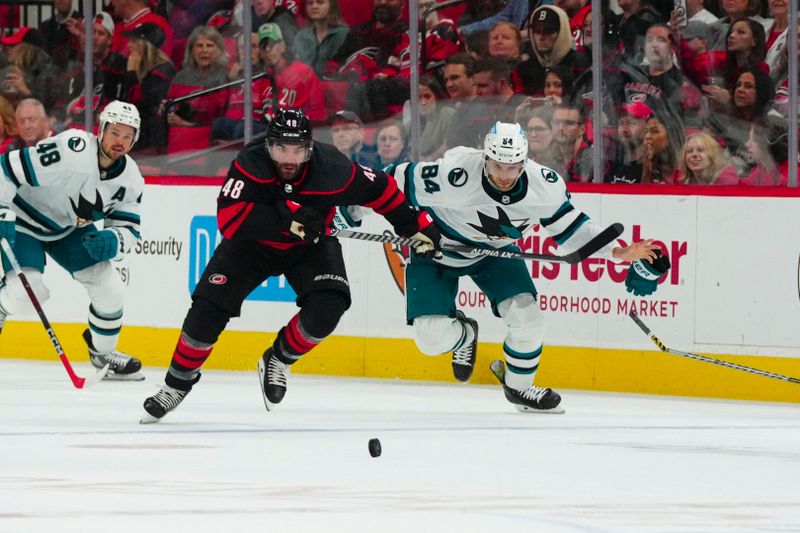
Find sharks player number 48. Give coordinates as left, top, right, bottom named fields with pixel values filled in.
left=0, top=100, right=145, bottom=380
left=390, top=122, right=671, bottom=412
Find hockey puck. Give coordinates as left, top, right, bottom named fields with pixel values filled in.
left=368, top=438, right=382, bottom=457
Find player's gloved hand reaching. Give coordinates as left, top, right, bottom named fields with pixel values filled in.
left=83, top=229, right=120, bottom=261
left=290, top=207, right=325, bottom=243
left=0, top=205, right=16, bottom=249
left=625, top=248, right=671, bottom=296
left=412, top=223, right=443, bottom=260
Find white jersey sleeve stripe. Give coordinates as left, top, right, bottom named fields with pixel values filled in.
left=7, top=150, right=28, bottom=186
left=19, top=148, right=39, bottom=186
left=0, top=154, right=21, bottom=188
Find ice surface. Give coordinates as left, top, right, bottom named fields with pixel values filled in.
left=1, top=359, right=799, bottom=532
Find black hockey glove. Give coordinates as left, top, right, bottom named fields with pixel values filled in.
left=412, top=223, right=442, bottom=260
left=290, top=207, right=325, bottom=243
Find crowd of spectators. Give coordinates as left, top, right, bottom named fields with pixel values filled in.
left=0, top=0, right=796, bottom=185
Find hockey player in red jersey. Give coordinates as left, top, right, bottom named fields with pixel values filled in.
left=141, top=108, right=442, bottom=423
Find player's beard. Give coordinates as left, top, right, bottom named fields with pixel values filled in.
left=277, top=162, right=301, bottom=182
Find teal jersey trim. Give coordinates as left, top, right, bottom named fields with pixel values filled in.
left=503, top=343, right=543, bottom=360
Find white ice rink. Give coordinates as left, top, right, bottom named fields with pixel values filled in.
left=1, top=358, right=799, bottom=533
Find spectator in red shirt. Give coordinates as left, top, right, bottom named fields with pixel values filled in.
left=110, top=0, right=174, bottom=58
left=257, top=23, right=326, bottom=123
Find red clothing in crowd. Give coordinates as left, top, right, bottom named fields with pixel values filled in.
left=112, top=7, right=174, bottom=58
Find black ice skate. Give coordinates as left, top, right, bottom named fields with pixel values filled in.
left=490, top=360, right=564, bottom=414
left=452, top=310, right=478, bottom=382
left=83, top=329, right=144, bottom=381
left=258, top=347, right=290, bottom=411
left=140, top=384, right=189, bottom=424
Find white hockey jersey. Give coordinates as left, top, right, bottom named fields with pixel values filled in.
left=0, top=130, right=143, bottom=256
left=391, top=147, right=617, bottom=268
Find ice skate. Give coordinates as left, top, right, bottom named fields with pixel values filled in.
left=83, top=329, right=144, bottom=381
left=258, top=347, right=290, bottom=411
left=140, top=384, right=189, bottom=423
left=452, top=310, right=478, bottom=382
left=490, top=360, right=564, bottom=414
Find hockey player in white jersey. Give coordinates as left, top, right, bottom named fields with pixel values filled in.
left=389, top=122, right=671, bottom=412
left=0, top=100, right=145, bottom=380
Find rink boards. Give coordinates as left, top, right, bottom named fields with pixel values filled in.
left=2, top=182, right=800, bottom=402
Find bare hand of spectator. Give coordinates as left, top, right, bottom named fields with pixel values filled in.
left=3, top=70, right=31, bottom=97
left=702, top=84, right=731, bottom=107
left=65, top=17, right=84, bottom=38
left=668, top=10, right=683, bottom=35
left=229, top=61, right=242, bottom=80
left=127, top=51, right=142, bottom=72
left=167, top=111, right=194, bottom=127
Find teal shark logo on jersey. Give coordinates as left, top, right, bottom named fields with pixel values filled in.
left=68, top=137, right=86, bottom=152
left=467, top=207, right=530, bottom=240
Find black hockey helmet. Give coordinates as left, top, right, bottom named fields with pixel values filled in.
left=267, top=108, right=312, bottom=145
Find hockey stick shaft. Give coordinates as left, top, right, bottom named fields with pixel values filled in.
left=0, top=238, right=104, bottom=389
left=628, top=311, right=800, bottom=385
left=333, top=222, right=624, bottom=264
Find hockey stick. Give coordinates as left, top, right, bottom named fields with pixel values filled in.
left=332, top=222, right=624, bottom=264
left=0, top=238, right=108, bottom=389
left=628, top=311, right=800, bottom=385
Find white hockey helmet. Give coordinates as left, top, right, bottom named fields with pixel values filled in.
left=99, top=100, right=141, bottom=143
left=483, top=121, right=528, bottom=164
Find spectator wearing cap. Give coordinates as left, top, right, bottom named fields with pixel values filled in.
left=686, top=0, right=718, bottom=24
left=330, top=110, right=378, bottom=167
left=5, top=98, right=53, bottom=151
left=38, top=0, right=80, bottom=70
left=110, top=0, right=174, bottom=58
left=257, top=23, right=326, bottom=122
left=677, top=132, right=740, bottom=184
left=0, top=27, right=65, bottom=113
left=122, top=22, right=176, bottom=150
left=165, top=26, right=229, bottom=133
left=0, top=95, right=19, bottom=154
left=294, top=0, right=349, bottom=76
left=251, top=0, right=299, bottom=48
left=607, top=102, right=651, bottom=183
left=63, top=12, right=128, bottom=125
left=515, top=6, right=589, bottom=96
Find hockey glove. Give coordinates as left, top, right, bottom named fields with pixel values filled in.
left=83, top=229, right=121, bottom=262
left=0, top=205, right=16, bottom=249
left=290, top=207, right=325, bottom=243
left=411, top=223, right=443, bottom=260
left=625, top=249, right=671, bottom=297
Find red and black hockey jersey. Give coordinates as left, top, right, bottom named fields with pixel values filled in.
left=217, top=140, right=431, bottom=250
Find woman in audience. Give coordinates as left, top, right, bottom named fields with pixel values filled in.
left=542, top=66, right=574, bottom=103
left=771, top=20, right=799, bottom=117
left=678, top=17, right=767, bottom=97
left=487, top=21, right=523, bottom=64
left=708, top=0, right=766, bottom=50
left=742, top=119, right=790, bottom=186
left=764, top=0, right=789, bottom=71
left=0, top=95, right=18, bottom=154
left=375, top=118, right=408, bottom=168
left=708, top=66, right=775, bottom=169
left=677, top=132, right=740, bottom=185
left=123, top=23, right=177, bottom=151
left=294, top=0, right=349, bottom=76
left=642, top=111, right=684, bottom=183
left=404, top=75, right=454, bottom=160
left=0, top=28, right=64, bottom=113
left=165, top=26, right=229, bottom=144
left=516, top=103, right=557, bottom=168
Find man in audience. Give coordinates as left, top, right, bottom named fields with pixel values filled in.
left=330, top=110, right=378, bottom=167
left=442, top=54, right=477, bottom=105
left=549, top=100, right=595, bottom=183
left=252, top=0, right=298, bottom=48
left=607, top=102, right=650, bottom=183
left=686, top=0, right=718, bottom=24
left=446, top=59, right=526, bottom=150
left=38, top=0, right=79, bottom=70
left=7, top=99, right=52, bottom=151
left=555, top=0, right=591, bottom=45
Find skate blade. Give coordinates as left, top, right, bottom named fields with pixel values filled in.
left=139, top=411, right=161, bottom=424
left=515, top=404, right=565, bottom=414
left=257, top=357, right=274, bottom=412
left=101, top=371, right=145, bottom=382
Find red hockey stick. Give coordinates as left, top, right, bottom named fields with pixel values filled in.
left=0, top=238, right=108, bottom=389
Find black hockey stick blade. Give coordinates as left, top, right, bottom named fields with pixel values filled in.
left=629, top=311, right=800, bottom=385
left=332, top=222, right=624, bottom=264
